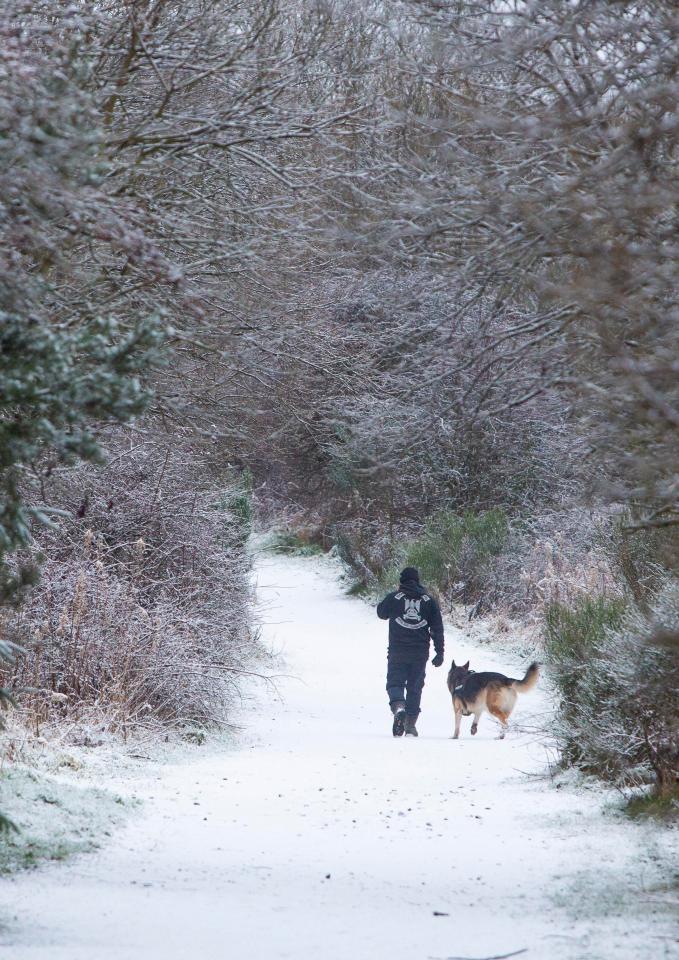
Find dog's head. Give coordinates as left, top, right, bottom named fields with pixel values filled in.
left=447, top=660, right=470, bottom=691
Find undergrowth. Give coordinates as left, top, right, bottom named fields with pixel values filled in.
left=379, top=508, right=509, bottom=601
left=269, top=530, right=325, bottom=557
left=545, top=586, right=679, bottom=799
left=0, top=437, right=259, bottom=736
left=625, top=790, right=679, bottom=822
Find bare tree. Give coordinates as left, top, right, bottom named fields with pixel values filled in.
left=327, top=1, right=679, bottom=528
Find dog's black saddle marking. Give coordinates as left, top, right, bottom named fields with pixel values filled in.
left=453, top=678, right=474, bottom=716
left=452, top=670, right=478, bottom=716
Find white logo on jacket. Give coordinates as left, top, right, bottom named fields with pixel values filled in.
left=394, top=592, right=429, bottom=631
left=403, top=598, right=421, bottom=621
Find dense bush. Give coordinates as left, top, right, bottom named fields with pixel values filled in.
left=545, top=590, right=678, bottom=797
left=242, top=269, right=581, bottom=614
left=545, top=596, right=627, bottom=764
left=0, top=20, right=167, bottom=603
left=0, top=436, right=257, bottom=735
left=327, top=505, right=615, bottom=617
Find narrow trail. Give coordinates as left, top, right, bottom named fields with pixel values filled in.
left=1, top=555, right=675, bottom=960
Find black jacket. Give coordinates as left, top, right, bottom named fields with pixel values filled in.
left=377, top=581, right=444, bottom=658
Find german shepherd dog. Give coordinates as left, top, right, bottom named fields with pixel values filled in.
left=447, top=660, right=539, bottom=739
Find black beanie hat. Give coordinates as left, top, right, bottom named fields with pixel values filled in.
left=399, top=566, right=420, bottom=584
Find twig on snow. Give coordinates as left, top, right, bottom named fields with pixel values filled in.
left=429, top=949, right=528, bottom=960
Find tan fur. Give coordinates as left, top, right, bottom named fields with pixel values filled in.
left=448, top=662, right=539, bottom=740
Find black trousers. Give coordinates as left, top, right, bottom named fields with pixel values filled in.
left=386, top=650, right=428, bottom=717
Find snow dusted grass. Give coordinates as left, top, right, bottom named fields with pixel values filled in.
left=0, top=765, right=130, bottom=874
left=0, top=718, right=231, bottom=877
left=0, top=725, right=146, bottom=875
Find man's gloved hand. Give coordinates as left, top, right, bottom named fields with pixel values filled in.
left=431, top=652, right=444, bottom=668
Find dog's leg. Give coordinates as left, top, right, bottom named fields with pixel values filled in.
left=488, top=704, right=510, bottom=739
left=470, top=709, right=482, bottom=736
left=492, top=688, right=516, bottom=739
left=453, top=701, right=462, bottom=739
left=486, top=687, right=513, bottom=739
left=488, top=695, right=516, bottom=740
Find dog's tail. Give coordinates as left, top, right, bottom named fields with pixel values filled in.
left=512, top=662, right=540, bottom=693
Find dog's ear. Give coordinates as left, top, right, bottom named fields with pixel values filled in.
left=451, top=660, right=456, bottom=668
left=462, top=660, right=470, bottom=670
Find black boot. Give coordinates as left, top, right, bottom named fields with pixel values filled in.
left=405, top=715, right=418, bottom=737
left=391, top=701, right=406, bottom=737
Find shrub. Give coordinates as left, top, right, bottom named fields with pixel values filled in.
left=390, top=509, right=509, bottom=601
left=333, top=507, right=614, bottom=614
left=489, top=509, right=618, bottom=614
left=0, top=16, right=170, bottom=604
left=545, top=587, right=679, bottom=799
left=0, top=437, right=258, bottom=736
left=545, top=595, right=627, bottom=767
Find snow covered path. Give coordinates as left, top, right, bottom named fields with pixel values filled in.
left=1, top=555, right=676, bottom=960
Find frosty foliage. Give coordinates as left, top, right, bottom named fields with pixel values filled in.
left=237, top=269, right=589, bottom=609
left=546, top=586, right=679, bottom=796
left=0, top=11, right=166, bottom=598
left=1, top=436, right=255, bottom=733
left=239, top=272, right=576, bottom=516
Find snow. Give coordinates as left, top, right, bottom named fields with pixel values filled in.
left=1, top=554, right=677, bottom=960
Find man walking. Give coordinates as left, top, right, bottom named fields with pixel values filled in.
left=377, top=567, right=445, bottom=737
